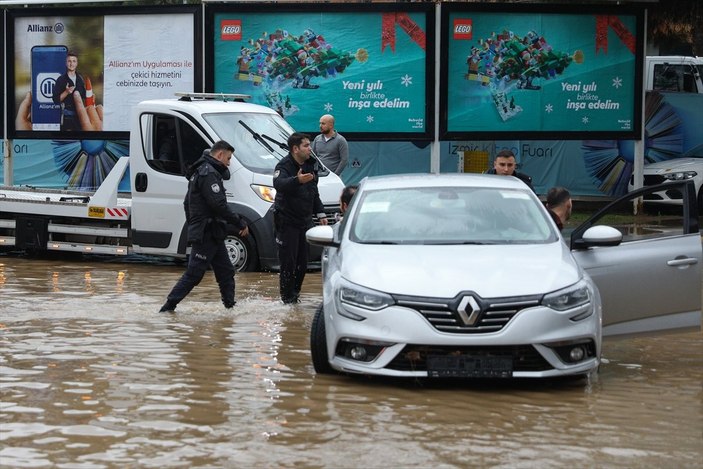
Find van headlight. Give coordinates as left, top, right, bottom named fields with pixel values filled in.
left=543, top=280, right=591, bottom=311
left=336, top=278, right=394, bottom=315
left=251, top=184, right=276, bottom=202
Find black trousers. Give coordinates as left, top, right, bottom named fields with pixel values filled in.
left=166, top=236, right=236, bottom=307
left=276, top=222, right=309, bottom=303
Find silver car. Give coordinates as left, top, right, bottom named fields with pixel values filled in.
left=306, top=174, right=701, bottom=379
left=628, top=156, right=703, bottom=213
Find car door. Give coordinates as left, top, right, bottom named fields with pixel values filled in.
left=570, top=180, right=701, bottom=336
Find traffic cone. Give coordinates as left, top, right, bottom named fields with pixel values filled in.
left=85, top=77, right=94, bottom=106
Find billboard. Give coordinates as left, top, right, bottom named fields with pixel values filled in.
left=207, top=3, right=434, bottom=140
left=7, top=6, right=200, bottom=140
left=441, top=4, right=644, bottom=140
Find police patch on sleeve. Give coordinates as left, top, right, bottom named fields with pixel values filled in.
left=274, top=170, right=280, bottom=178
left=211, top=183, right=220, bottom=193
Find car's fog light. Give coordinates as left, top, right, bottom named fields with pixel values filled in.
left=546, top=339, right=596, bottom=364
left=350, top=346, right=367, bottom=361
left=569, top=346, right=585, bottom=362
left=336, top=338, right=394, bottom=363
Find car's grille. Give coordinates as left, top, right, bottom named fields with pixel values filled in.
left=313, top=204, right=340, bottom=226
left=385, top=344, right=552, bottom=372
left=394, top=294, right=541, bottom=334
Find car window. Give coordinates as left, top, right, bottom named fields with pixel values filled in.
left=142, top=113, right=209, bottom=176
left=350, top=186, right=556, bottom=245
left=584, top=192, right=688, bottom=243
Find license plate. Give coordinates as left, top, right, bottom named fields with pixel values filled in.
left=426, top=355, right=513, bottom=378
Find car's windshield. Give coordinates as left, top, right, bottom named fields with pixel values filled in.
left=203, top=112, right=294, bottom=174
left=349, top=186, right=557, bottom=245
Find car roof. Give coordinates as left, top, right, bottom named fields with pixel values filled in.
left=360, top=173, right=532, bottom=192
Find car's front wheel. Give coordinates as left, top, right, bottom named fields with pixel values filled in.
left=310, top=303, right=334, bottom=374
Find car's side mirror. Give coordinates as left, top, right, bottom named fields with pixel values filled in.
left=306, top=225, right=339, bottom=247
left=579, top=225, right=623, bottom=248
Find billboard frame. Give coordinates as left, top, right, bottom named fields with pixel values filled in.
left=205, top=2, right=435, bottom=141
left=5, top=4, right=202, bottom=141
left=439, top=2, right=645, bottom=141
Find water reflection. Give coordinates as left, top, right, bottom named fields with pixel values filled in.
left=0, top=256, right=701, bottom=467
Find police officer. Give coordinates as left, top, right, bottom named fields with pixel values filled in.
left=273, top=132, right=328, bottom=304
left=160, top=140, right=249, bottom=313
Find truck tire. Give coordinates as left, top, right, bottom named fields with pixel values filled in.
left=310, top=303, right=335, bottom=375
left=224, top=232, right=259, bottom=272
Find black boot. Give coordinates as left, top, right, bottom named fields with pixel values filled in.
left=159, top=301, right=177, bottom=313
left=223, top=300, right=236, bottom=309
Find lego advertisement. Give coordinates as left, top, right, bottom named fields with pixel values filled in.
left=443, top=9, right=641, bottom=140
left=211, top=7, right=431, bottom=137
left=10, top=9, right=196, bottom=138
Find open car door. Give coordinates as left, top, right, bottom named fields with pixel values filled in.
left=570, top=180, right=701, bottom=337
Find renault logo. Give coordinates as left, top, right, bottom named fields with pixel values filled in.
left=456, top=296, right=481, bottom=326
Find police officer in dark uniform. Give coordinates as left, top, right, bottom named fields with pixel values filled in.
left=160, top=140, right=249, bottom=313
left=273, top=132, right=328, bottom=304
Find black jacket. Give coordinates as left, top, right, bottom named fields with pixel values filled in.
left=486, top=168, right=536, bottom=193
left=184, top=151, right=246, bottom=243
left=272, top=153, right=326, bottom=228
left=52, top=73, right=86, bottom=112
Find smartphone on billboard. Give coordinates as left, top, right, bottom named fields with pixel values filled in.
left=31, top=45, right=67, bottom=131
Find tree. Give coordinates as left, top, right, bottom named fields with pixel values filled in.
left=647, top=0, right=702, bottom=55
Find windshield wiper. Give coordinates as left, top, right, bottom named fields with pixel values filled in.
left=238, top=120, right=275, bottom=153
left=261, top=133, right=288, bottom=151
left=260, top=133, right=290, bottom=159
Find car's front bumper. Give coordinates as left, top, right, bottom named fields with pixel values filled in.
left=324, top=299, right=601, bottom=378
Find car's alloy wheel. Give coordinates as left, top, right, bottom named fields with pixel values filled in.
left=310, top=303, right=334, bottom=374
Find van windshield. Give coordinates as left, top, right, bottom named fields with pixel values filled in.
left=203, top=112, right=294, bottom=174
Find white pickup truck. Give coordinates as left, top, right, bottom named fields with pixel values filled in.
left=0, top=93, right=345, bottom=271
left=645, top=55, right=703, bottom=94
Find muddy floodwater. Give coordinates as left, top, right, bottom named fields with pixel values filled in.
left=0, top=256, right=701, bottom=468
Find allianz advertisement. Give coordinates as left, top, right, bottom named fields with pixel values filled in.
left=9, top=7, right=197, bottom=139
left=4, top=7, right=197, bottom=191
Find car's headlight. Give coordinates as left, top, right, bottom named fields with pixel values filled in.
left=337, top=279, right=394, bottom=312
left=251, top=184, right=276, bottom=202
left=543, top=280, right=591, bottom=311
left=663, top=171, right=697, bottom=181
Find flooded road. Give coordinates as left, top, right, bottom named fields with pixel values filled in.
left=1, top=256, right=701, bottom=468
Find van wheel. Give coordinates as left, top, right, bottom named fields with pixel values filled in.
left=310, top=303, right=334, bottom=374
left=698, top=187, right=703, bottom=215
left=224, top=233, right=259, bottom=272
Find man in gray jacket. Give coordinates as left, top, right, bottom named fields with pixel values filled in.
left=312, top=114, right=348, bottom=176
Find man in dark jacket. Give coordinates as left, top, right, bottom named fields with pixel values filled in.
left=486, top=149, right=536, bottom=193
left=160, top=140, right=249, bottom=313
left=545, top=186, right=572, bottom=232
left=273, top=132, right=328, bottom=304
